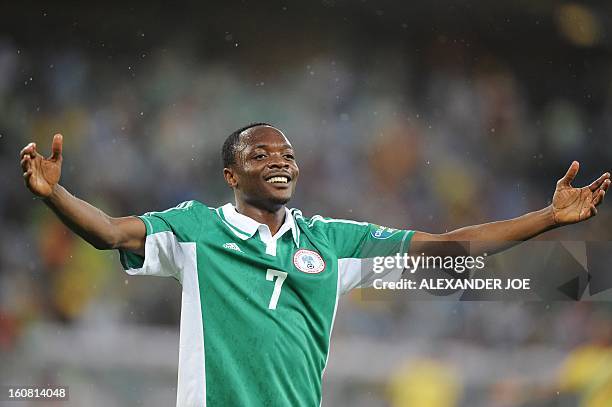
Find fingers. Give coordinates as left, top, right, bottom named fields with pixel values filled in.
left=20, top=154, right=31, bottom=172
left=558, top=161, right=579, bottom=187
left=50, top=133, right=63, bottom=161
left=23, top=169, right=32, bottom=182
left=588, top=172, right=611, bottom=191
left=590, top=204, right=598, bottom=217
left=19, top=142, right=38, bottom=159
left=593, top=188, right=606, bottom=207
left=592, top=179, right=610, bottom=207
left=19, top=134, right=63, bottom=161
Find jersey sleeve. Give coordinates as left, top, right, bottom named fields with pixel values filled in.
left=311, top=217, right=415, bottom=295
left=118, top=201, right=203, bottom=284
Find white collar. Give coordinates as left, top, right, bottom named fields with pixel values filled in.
left=220, top=203, right=299, bottom=246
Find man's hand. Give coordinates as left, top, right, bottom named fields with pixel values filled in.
left=20, top=134, right=63, bottom=198
left=551, top=161, right=610, bottom=225
left=412, top=161, right=610, bottom=257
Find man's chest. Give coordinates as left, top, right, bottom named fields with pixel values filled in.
left=195, top=232, right=338, bottom=313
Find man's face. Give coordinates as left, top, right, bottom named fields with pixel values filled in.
left=224, top=126, right=299, bottom=209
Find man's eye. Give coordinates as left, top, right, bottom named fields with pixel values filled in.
left=285, top=154, right=295, bottom=160
left=254, top=154, right=266, bottom=160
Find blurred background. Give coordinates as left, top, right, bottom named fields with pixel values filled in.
left=2, top=1, right=612, bottom=406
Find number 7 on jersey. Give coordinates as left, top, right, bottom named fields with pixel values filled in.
left=266, top=269, right=288, bottom=310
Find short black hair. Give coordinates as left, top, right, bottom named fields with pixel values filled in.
left=222, top=122, right=273, bottom=168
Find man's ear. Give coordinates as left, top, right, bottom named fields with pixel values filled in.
left=223, top=167, right=238, bottom=188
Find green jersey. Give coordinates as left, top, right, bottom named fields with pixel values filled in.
left=119, top=201, right=414, bottom=407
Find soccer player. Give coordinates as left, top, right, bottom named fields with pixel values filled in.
left=19, top=124, right=609, bottom=406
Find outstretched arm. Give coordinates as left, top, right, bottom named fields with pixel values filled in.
left=410, top=161, right=610, bottom=256
left=20, top=134, right=145, bottom=255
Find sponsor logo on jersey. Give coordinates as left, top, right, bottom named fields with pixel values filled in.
left=223, top=242, right=243, bottom=252
left=371, top=225, right=400, bottom=240
left=293, top=249, right=325, bottom=274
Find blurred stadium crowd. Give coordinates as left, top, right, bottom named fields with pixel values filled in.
left=2, top=2, right=612, bottom=406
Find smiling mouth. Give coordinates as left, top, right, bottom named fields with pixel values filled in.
left=265, top=176, right=290, bottom=184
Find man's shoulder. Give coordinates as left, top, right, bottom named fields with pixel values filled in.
left=290, top=208, right=369, bottom=230
left=143, top=200, right=218, bottom=224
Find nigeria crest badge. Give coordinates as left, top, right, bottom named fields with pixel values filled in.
left=293, top=249, right=325, bottom=274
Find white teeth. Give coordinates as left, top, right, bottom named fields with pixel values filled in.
left=266, top=176, right=289, bottom=184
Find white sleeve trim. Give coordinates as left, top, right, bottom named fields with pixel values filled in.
left=124, top=231, right=186, bottom=283
left=308, top=215, right=368, bottom=227
left=338, top=257, right=404, bottom=295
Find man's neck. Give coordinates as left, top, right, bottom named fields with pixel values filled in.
left=235, top=201, right=286, bottom=235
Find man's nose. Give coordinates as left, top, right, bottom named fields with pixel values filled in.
left=267, top=156, right=289, bottom=169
